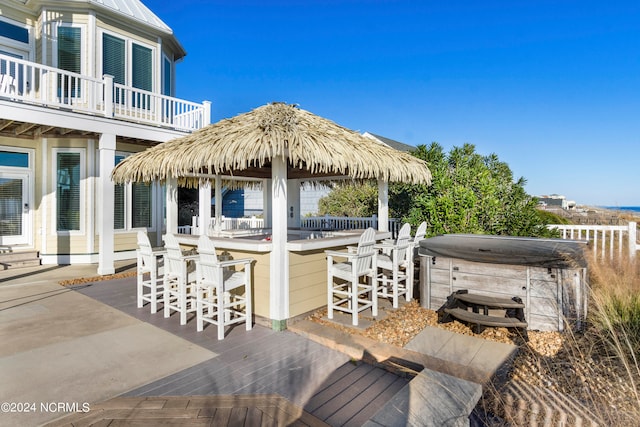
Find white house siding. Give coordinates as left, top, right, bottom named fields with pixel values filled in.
left=235, top=184, right=331, bottom=218
left=300, top=183, right=331, bottom=216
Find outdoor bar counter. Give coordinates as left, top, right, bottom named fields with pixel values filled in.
left=175, top=229, right=392, bottom=325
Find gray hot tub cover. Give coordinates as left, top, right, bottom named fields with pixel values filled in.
left=418, top=234, right=588, bottom=269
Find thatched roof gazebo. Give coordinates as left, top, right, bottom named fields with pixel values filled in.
left=112, top=102, right=431, bottom=328
left=112, top=102, right=431, bottom=185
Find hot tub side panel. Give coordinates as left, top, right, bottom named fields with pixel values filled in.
left=421, top=255, right=585, bottom=331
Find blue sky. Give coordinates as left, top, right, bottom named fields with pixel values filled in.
left=145, top=0, right=640, bottom=207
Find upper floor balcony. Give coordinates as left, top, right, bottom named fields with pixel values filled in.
left=0, top=53, right=210, bottom=134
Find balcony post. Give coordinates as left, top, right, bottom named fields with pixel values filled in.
left=103, top=74, right=114, bottom=118
left=203, top=100, right=211, bottom=126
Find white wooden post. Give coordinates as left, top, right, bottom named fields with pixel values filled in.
left=214, top=175, right=222, bottom=232
left=377, top=179, right=389, bottom=232
left=199, top=180, right=212, bottom=236
left=103, top=75, right=113, bottom=118
left=630, top=222, right=637, bottom=260
left=202, top=101, right=211, bottom=126
left=270, top=156, right=289, bottom=329
left=165, top=177, right=178, bottom=235
left=97, top=133, right=115, bottom=275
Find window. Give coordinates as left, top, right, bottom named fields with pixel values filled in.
left=132, top=183, right=152, bottom=227
left=101, top=32, right=154, bottom=108
left=0, top=177, right=23, bottom=237
left=0, top=150, right=28, bottom=168
left=0, top=19, right=29, bottom=44
left=132, top=43, right=152, bottom=109
left=114, top=154, right=152, bottom=230
left=162, top=56, right=172, bottom=96
left=132, top=44, right=152, bottom=91
left=57, top=26, right=81, bottom=97
left=56, top=152, right=81, bottom=231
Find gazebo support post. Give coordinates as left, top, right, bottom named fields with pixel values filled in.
left=214, top=175, right=222, bottom=232
left=166, top=177, right=179, bottom=236
left=270, top=155, right=289, bottom=330
left=199, top=181, right=212, bottom=236
left=377, top=179, right=389, bottom=232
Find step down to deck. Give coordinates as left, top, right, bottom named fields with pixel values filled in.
left=0, top=249, right=41, bottom=270
left=444, top=308, right=528, bottom=329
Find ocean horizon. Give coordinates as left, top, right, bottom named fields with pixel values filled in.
left=601, top=206, right=640, bottom=214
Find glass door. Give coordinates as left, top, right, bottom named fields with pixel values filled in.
left=0, top=172, right=29, bottom=245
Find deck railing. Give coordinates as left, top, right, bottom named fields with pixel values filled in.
left=185, top=216, right=265, bottom=234
left=181, top=215, right=400, bottom=236
left=548, top=222, right=638, bottom=260
left=0, top=53, right=209, bottom=132
left=301, top=215, right=400, bottom=236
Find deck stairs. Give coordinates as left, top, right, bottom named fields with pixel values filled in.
left=0, top=247, right=41, bottom=270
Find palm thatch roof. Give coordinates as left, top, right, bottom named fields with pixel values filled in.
left=112, top=103, right=432, bottom=186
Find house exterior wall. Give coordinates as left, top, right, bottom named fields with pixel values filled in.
left=218, top=248, right=271, bottom=320
left=0, top=0, right=198, bottom=269
left=288, top=243, right=354, bottom=318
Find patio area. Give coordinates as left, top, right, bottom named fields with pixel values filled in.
left=0, top=263, right=495, bottom=426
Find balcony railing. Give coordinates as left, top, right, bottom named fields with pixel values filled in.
left=0, top=53, right=210, bottom=132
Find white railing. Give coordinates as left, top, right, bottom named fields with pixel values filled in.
left=0, top=53, right=209, bottom=132
left=181, top=215, right=401, bottom=236
left=548, top=222, right=638, bottom=260
left=301, top=215, right=401, bottom=236
left=184, top=216, right=265, bottom=234
left=301, top=215, right=378, bottom=230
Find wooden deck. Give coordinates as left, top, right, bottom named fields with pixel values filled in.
left=68, top=277, right=408, bottom=426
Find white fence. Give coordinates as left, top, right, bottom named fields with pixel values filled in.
left=180, top=215, right=400, bottom=236
left=0, top=53, right=209, bottom=132
left=182, top=216, right=265, bottom=234
left=301, top=215, right=400, bottom=236
left=548, top=222, right=638, bottom=260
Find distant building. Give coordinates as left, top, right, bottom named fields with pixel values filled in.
left=537, top=194, right=576, bottom=210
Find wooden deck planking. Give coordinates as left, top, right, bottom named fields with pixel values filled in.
left=336, top=372, right=408, bottom=427
left=313, top=366, right=387, bottom=422
left=72, top=278, right=409, bottom=426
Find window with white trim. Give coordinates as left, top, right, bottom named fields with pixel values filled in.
left=162, top=54, right=172, bottom=96
left=101, top=31, right=154, bottom=107
left=114, top=154, right=153, bottom=230
left=57, top=25, right=82, bottom=98
left=55, top=149, right=84, bottom=232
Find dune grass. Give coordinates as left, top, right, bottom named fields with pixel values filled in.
left=482, top=255, right=640, bottom=426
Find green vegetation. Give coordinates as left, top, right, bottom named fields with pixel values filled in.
left=590, top=257, right=640, bottom=357
left=318, top=181, right=378, bottom=217
left=319, top=143, right=560, bottom=238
